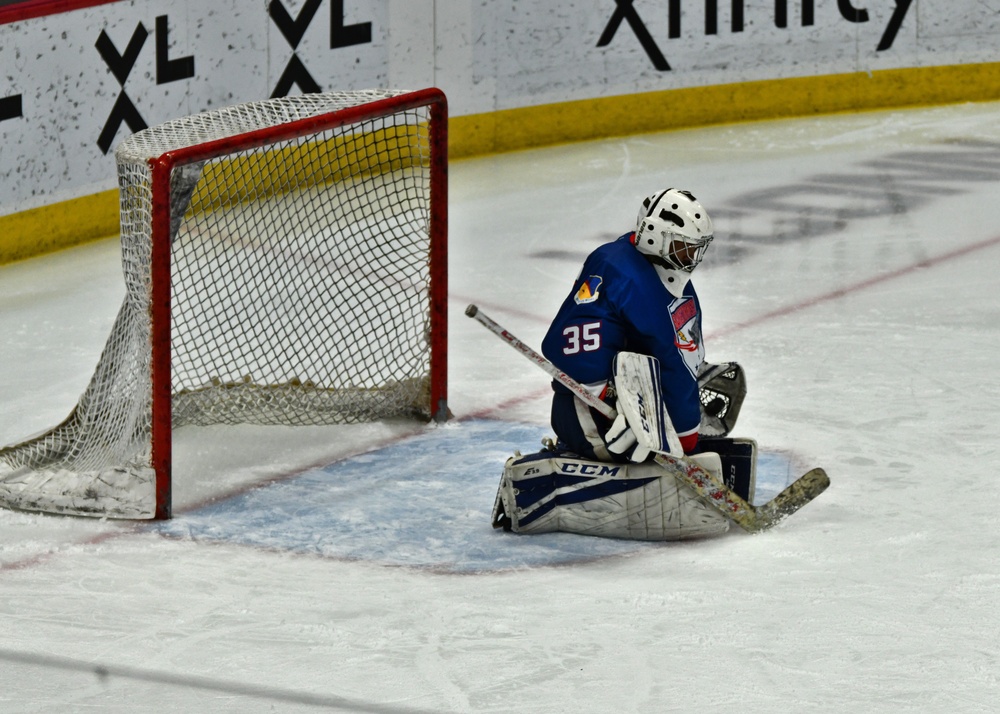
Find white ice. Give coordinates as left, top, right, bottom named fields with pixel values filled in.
left=2, top=101, right=1000, bottom=712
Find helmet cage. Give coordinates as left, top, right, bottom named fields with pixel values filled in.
left=658, top=232, right=713, bottom=273
left=636, top=227, right=714, bottom=273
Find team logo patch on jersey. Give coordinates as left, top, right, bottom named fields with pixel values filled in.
left=574, top=275, right=603, bottom=304
left=668, top=296, right=704, bottom=375
left=670, top=298, right=697, bottom=331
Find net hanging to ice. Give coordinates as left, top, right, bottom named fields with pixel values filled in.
left=0, top=89, right=447, bottom=518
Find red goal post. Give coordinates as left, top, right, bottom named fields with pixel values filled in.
left=0, top=88, right=448, bottom=520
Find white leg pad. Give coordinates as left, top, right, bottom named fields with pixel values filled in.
left=493, top=453, right=729, bottom=541
left=687, top=451, right=724, bottom=482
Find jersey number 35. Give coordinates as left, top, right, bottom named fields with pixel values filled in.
left=562, top=322, right=602, bottom=354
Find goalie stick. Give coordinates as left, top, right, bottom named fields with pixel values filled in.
left=465, top=303, right=829, bottom=533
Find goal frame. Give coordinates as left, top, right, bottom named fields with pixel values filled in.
left=147, top=88, right=448, bottom=519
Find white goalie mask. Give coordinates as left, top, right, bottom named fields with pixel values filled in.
left=634, top=189, right=714, bottom=297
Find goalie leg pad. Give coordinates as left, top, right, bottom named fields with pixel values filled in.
left=491, top=451, right=729, bottom=541
left=698, top=437, right=757, bottom=503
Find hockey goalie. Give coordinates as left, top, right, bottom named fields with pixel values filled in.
left=490, top=189, right=754, bottom=541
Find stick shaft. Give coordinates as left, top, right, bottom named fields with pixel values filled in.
left=464, top=304, right=616, bottom=419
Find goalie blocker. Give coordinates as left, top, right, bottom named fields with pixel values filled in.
left=492, top=438, right=757, bottom=541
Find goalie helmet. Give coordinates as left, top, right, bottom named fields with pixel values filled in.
left=634, top=189, right=714, bottom=297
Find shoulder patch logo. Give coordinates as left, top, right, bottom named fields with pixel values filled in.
left=574, top=275, right=603, bottom=304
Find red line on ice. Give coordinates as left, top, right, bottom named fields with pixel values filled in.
left=708, top=234, right=1000, bottom=340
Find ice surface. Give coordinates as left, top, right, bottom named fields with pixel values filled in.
left=154, top=420, right=799, bottom=573
left=2, top=101, right=1000, bottom=712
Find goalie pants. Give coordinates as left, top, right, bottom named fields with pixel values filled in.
left=549, top=388, right=622, bottom=462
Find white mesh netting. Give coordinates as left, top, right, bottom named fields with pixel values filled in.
left=0, top=90, right=442, bottom=518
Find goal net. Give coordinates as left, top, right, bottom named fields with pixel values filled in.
left=0, top=88, right=448, bottom=519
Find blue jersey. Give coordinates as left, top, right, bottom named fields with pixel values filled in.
left=541, top=234, right=704, bottom=438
